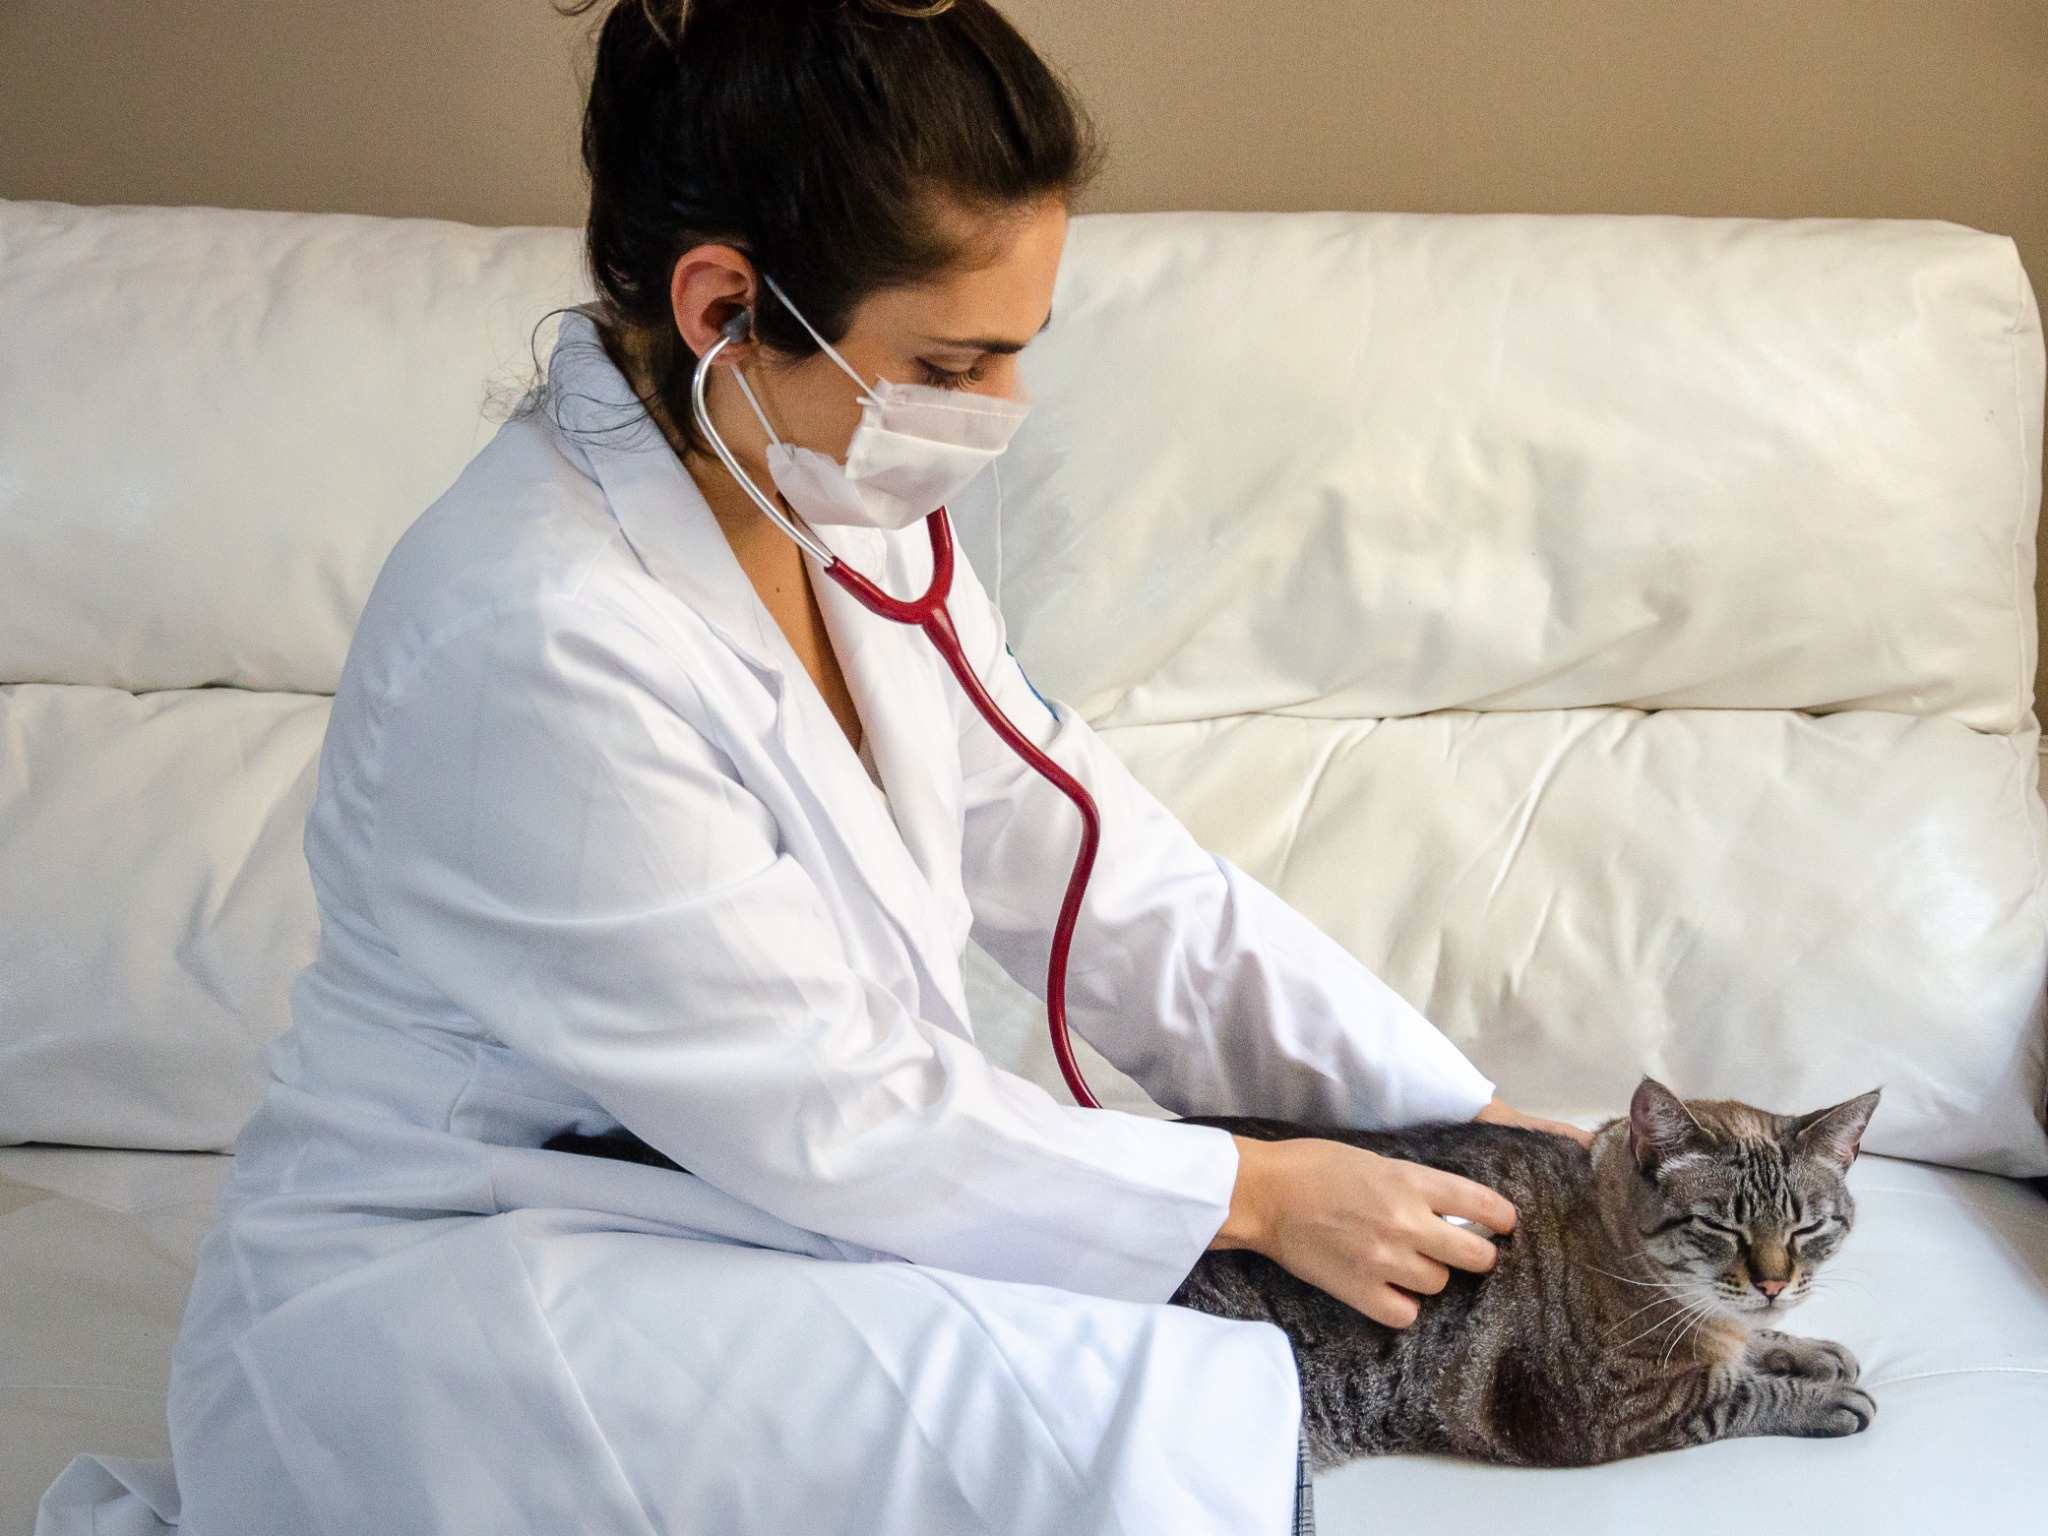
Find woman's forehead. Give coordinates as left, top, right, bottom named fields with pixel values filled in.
left=854, top=200, right=1067, bottom=349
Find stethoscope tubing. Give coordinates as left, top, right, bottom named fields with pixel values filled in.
left=691, top=323, right=1105, bottom=1110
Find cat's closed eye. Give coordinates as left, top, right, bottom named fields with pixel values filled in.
left=1791, top=1220, right=1845, bottom=1257
left=1678, top=1215, right=1741, bottom=1251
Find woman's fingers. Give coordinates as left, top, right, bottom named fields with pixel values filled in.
left=1384, top=1251, right=1452, bottom=1297
left=1474, top=1096, right=1595, bottom=1148
left=1356, top=1284, right=1421, bottom=1330
left=1413, top=1217, right=1500, bottom=1275
left=1221, top=1138, right=1525, bottom=1328
left=1412, top=1165, right=1518, bottom=1237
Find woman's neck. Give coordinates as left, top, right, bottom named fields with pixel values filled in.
left=594, top=318, right=865, bottom=752
left=598, top=321, right=778, bottom=542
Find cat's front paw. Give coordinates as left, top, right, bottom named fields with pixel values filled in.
left=1782, top=1381, right=1877, bottom=1438
left=1749, top=1331, right=1860, bottom=1383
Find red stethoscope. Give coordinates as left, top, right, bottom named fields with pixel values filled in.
left=692, top=311, right=1104, bottom=1109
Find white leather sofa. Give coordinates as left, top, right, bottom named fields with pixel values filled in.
left=3, top=198, right=2044, bottom=1535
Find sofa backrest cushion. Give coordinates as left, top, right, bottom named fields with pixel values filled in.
left=957, top=212, right=2044, bottom=735
left=0, top=201, right=587, bottom=695
left=0, top=686, right=325, bottom=1149
left=2, top=200, right=2043, bottom=1172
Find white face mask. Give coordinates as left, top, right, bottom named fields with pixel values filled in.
left=726, top=272, right=1033, bottom=531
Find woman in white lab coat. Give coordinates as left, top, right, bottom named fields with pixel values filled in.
left=162, top=2, right=1579, bottom=1532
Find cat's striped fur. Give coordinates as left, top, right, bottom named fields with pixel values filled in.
left=1172, top=1078, right=1880, bottom=1470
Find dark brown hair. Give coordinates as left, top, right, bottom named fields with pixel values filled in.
left=560, top=0, right=1099, bottom=451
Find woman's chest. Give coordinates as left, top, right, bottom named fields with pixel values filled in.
left=679, top=610, right=979, bottom=1037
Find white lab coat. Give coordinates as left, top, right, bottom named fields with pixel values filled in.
left=146, top=314, right=1496, bottom=1536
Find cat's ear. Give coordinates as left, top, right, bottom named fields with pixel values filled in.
left=1793, top=1089, right=1881, bottom=1171
left=1628, top=1078, right=1710, bottom=1172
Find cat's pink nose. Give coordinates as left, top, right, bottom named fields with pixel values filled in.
left=1753, top=1277, right=1788, bottom=1300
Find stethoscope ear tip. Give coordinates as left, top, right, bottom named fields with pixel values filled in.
left=721, top=310, right=754, bottom=345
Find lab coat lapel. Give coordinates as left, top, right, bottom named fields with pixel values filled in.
left=805, top=522, right=973, bottom=958
left=572, top=412, right=973, bottom=1036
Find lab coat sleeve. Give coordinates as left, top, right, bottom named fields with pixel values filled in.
left=945, top=551, right=1497, bottom=1127
left=363, top=591, right=1239, bottom=1303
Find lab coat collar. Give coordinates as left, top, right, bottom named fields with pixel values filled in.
left=542, top=311, right=786, bottom=677
left=541, top=312, right=976, bottom=1036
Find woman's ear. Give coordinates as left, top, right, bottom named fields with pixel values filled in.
left=669, top=244, right=760, bottom=360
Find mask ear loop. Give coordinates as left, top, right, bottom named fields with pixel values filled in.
left=760, top=271, right=883, bottom=405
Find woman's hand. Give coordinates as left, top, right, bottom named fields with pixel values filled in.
left=1209, top=1136, right=1519, bottom=1329
left=1473, top=1096, right=1594, bottom=1148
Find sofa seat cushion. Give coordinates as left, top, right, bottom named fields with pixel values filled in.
left=1099, top=707, right=2048, bottom=1174
left=1316, top=1156, right=2048, bottom=1532
left=0, top=1148, right=229, bottom=1536
left=6, top=1151, right=2041, bottom=1533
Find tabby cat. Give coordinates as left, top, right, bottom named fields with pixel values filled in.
left=1172, top=1078, right=1880, bottom=1470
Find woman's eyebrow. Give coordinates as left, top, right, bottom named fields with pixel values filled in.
left=920, top=309, right=1054, bottom=354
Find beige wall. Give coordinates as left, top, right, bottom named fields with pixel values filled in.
left=4, top=0, right=2045, bottom=694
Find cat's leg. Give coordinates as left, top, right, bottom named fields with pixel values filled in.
left=1682, top=1364, right=1875, bottom=1445
left=1744, top=1329, right=1860, bottom=1384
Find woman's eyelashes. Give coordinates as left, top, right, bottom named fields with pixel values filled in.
left=918, top=358, right=987, bottom=389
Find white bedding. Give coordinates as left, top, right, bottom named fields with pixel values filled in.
left=7, top=1146, right=2044, bottom=1535
left=0, top=1149, right=227, bottom=1536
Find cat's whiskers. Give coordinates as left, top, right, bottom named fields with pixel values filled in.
left=1653, top=1287, right=1726, bottom=1366
left=1582, top=1256, right=1713, bottom=1341
left=1608, top=1291, right=1717, bottom=1353
left=1607, top=1310, right=1698, bottom=1357
left=1660, top=1299, right=1723, bottom=1371
left=1573, top=1260, right=1671, bottom=1290
left=1600, top=1287, right=1695, bottom=1335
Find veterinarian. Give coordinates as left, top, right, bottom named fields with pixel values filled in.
left=164, top=2, right=1580, bottom=1531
